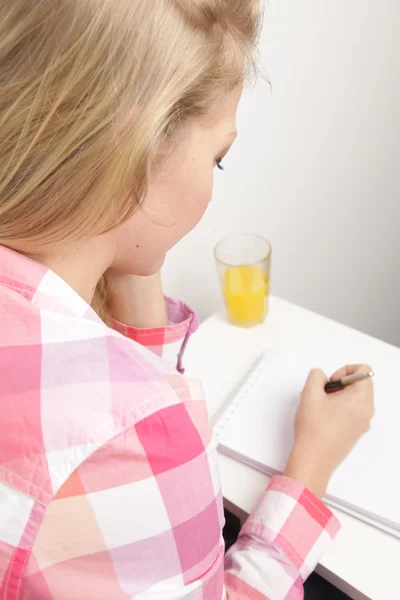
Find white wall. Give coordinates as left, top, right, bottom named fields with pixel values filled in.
left=163, top=0, right=400, bottom=347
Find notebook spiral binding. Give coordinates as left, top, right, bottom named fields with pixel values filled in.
left=214, top=350, right=275, bottom=440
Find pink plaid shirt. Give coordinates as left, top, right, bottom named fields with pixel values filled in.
left=0, top=245, right=340, bottom=600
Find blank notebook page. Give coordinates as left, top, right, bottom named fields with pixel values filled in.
left=216, top=351, right=400, bottom=534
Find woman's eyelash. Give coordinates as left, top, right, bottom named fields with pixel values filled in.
left=215, top=159, right=224, bottom=170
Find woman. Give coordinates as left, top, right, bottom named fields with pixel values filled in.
left=0, top=1, right=373, bottom=599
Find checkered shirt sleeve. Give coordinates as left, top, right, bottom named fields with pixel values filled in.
left=21, top=420, right=340, bottom=600
left=112, top=297, right=199, bottom=373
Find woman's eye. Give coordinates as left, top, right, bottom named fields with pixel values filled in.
left=215, top=158, right=224, bottom=170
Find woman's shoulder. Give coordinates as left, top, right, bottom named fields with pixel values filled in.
left=0, top=280, right=209, bottom=502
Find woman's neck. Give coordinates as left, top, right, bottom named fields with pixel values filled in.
left=28, top=235, right=115, bottom=305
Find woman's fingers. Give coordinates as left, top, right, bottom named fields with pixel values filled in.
left=329, top=364, right=373, bottom=382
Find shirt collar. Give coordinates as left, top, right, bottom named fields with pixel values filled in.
left=0, top=244, right=100, bottom=321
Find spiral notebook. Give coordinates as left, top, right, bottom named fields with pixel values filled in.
left=214, top=351, right=400, bottom=538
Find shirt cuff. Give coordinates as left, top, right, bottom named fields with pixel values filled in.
left=111, top=297, right=199, bottom=373
left=240, top=475, right=341, bottom=581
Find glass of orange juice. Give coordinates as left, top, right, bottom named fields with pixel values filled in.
left=215, top=234, right=271, bottom=328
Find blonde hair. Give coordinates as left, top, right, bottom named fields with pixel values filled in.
left=0, top=0, right=261, bottom=314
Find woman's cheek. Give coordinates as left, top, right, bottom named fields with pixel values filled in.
left=188, top=186, right=213, bottom=229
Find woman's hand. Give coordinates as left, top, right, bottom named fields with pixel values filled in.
left=284, top=365, right=374, bottom=497
left=106, top=270, right=168, bottom=328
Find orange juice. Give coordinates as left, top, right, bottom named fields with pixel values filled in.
left=222, top=264, right=269, bottom=327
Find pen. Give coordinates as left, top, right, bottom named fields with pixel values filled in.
left=324, top=371, right=374, bottom=394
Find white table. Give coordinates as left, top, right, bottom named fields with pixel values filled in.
left=184, top=296, right=400, bottom=600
